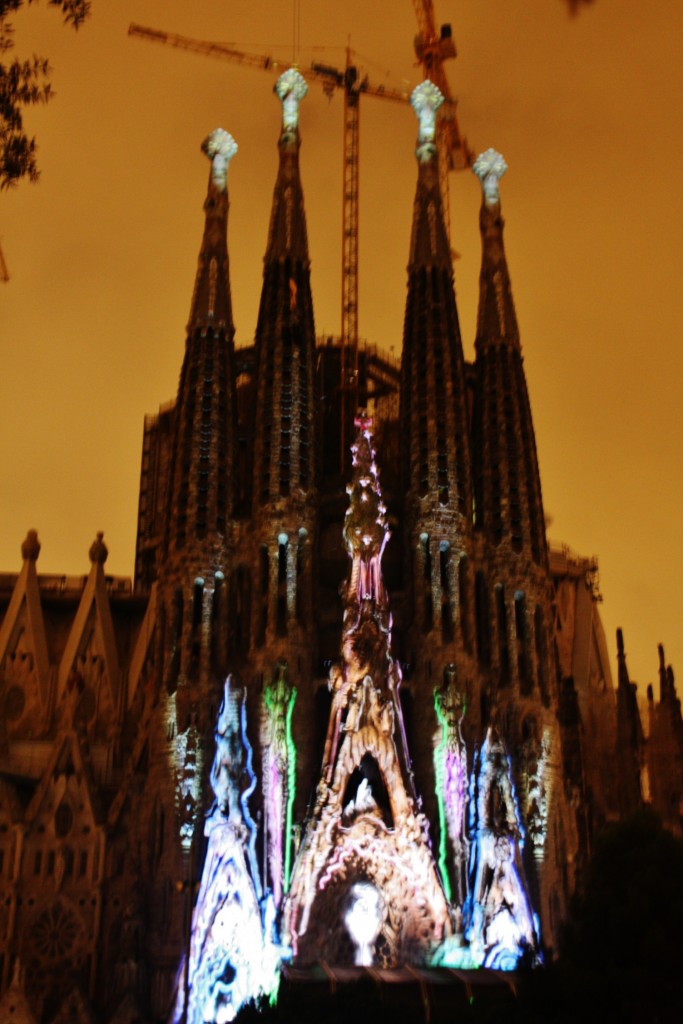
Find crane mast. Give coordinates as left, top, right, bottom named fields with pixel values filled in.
left=129, top=23, right=408, bottom=467
left=412, top=1, right=473, bottom=240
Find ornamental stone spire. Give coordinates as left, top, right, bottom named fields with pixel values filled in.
left=252, top=69, right=316, bottom=511
left=399, top=79, right=473, bottom=705
left=471, top=148, right=547, bottom=565
left=187, top=129, right=237, bottom=333
left=284, top=421, right=451, bottom=966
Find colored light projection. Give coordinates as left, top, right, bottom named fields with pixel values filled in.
left=466, top=727, right=539, bottom=969
left=261, top=660, right=297, bottom=909
left=433, top=667, right=469, bottom=907
left=284, top=419, right=451, bottom=966
left=172, top=677, right=281, bottom=1024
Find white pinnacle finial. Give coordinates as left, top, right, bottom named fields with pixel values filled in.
left=410, top=80, right=443, bottom=160
left=201, top=129, right=238, bottom=192
left=275, top=68, right=308, bottom=134
left=473, top=148, right=508, bottom=205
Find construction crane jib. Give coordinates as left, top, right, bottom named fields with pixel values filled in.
left=128, top=23, right=409, bottom=458
left=411, top=1, right=473, bottom=241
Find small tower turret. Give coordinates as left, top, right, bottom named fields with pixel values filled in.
left=615, top=628, right=644, bottom=814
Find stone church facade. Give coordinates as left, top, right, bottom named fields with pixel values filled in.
left=1, top=74, right=681, bottom=1023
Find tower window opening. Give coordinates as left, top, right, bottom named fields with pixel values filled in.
left=192, top=579, right=204, bottom=630
left=459, top=557, right=471, bottom=653
left=535, top=605, right=550, bottom=706
left=515, top=591, right=530, bottom=693
left=496, top=584, right=510, bottom=687
left=475, top=572, right=491, bottom=667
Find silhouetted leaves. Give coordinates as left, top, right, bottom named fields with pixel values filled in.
left=0, top=1, right=90, bottom=188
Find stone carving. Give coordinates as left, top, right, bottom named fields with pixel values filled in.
left=284, top=421, right=450, bottom=966
left=473, top=148, right=508, bottom=205
left=172, top=678, right=281, bottom=1024
left=275, top=68, right=308, bottom=135
left=411, top=80, right=444, bottom=160
left=202, top=128, right=238, bottom=192
left=467, top=727, right=538, bottom=968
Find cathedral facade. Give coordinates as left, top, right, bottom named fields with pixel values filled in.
left=1, top=73, right=681, bottom=1023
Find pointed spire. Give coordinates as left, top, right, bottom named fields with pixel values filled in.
left=263, top=68, right=310, bottom=263
left=658, top=643, right=670, bottom=703
left=473, top=148, right=519, bottom=349
left=615, top=628, right=644, bottom=813
left=407, top=80, right=451, bottom=270
left=164, top=130, right=240, bottom=555
left=616, top=627, right=630, bottom=690
left=471, top=149, right=546, bottom=563
left=253, top=69, right=316, bottom=507
left=187, top=128, right=237, bottom=334
left=400, top=79, right=471, bottom=521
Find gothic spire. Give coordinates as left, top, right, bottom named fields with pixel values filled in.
left=471, top=149, right=546, bottom=564
left=164, top=130, right=239, bottom=560
left=187, top=129, right=237, bottom=335
left=253, top=69, right=316, bottom=509
left=400, top=80, right=471, bottom=520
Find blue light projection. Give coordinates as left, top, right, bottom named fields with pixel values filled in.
left=171, top=677, right=282, bottom=1024
left=466, top=727, right=539, bottom=969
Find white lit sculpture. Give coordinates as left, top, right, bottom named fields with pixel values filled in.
left=467, top=727, right=539, bottom=969
left=411, top=80, right=444, bottom=161
left=473, top=148, right=508, bottom=206
left=172, top=678, right=281, bottom=1024
left=275, top=68, right=308, bottom=135
left=202, top=128, right=238, bottom=192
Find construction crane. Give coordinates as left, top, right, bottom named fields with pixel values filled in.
left=412, top=1, right=474, bottom=237
left=129, top=23, right=410, bottom=460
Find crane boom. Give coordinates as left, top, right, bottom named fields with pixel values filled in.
left=129, top=22, right=411, bottom=466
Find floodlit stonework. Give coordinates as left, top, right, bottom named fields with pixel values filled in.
left=1, top=75, right=681, bottom=1022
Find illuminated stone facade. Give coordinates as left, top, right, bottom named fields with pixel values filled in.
left=1, top=73, right=682, bottom=1022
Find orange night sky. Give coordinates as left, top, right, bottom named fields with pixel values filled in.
left=2, top=1, right=682, bottom=693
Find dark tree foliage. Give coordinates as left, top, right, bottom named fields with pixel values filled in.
left=511, top=810, right=683, bottom=1024
left=0, top=0, right=90, bottom=188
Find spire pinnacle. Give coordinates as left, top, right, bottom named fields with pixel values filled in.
left=275, top=68, right=308, bottom=138
left=410, top=80, right=443, bottom=161
left=473, top=148, right=508, bottom=206
left=202, top=128, right=237, bottom=192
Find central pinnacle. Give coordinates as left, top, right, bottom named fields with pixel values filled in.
left=411, top=80, right=444, bottom=161
left=473, top=148, right=508, bottom=205
left=201, top=128, right=238, bottom=192
left=275, top=68, right=308, bottom=136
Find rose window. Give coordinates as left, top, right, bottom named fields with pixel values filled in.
left=30, top=900, right=83, bottom=962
